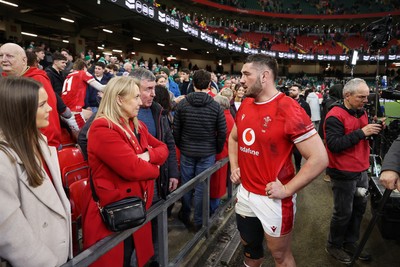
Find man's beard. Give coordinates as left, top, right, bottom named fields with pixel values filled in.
left=244, top=78, right=263, bottom=98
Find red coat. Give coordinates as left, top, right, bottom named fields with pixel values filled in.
left=210, top=109, right=234, bottom=198
left=82, top=118, right=168, bottom=267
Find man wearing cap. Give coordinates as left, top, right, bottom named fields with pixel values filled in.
left=160, top=67, right=181, bottom=98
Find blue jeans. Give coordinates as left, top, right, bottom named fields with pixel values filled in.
left=180, top=154, right=215, bottom=226
left=210, top=198, right=220, bottom=215
left=327, top=171, right=368, bottom=248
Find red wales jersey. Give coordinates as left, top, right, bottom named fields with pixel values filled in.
left=236, top=93, right=316, bottom=195
left=61, top=70, right=94, bottom=112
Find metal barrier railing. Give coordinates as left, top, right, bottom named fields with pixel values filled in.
left=59, top=157, right=231, bottom=267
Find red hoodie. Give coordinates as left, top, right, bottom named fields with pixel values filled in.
left=24, top=67, right=61, bottom=147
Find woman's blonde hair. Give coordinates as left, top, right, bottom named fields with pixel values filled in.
left=214, top=94, right=231, bottom=110
left=220, top=88, right=233, bottom=101
left=95, top=76, right=141, bottom=136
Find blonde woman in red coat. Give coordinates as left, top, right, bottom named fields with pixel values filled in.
left=81, top=76, right=168, bottom=267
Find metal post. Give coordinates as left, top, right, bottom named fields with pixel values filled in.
left=158, top=208, right=168, bottom=267
left=348, top=189, right=392, bottom=266
left=203, top=176, right=210, bottom=237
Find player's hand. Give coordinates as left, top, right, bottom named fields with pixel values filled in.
left=266, top=179, right=288, bottom=199
left=230, top=167, right=241, bottom=184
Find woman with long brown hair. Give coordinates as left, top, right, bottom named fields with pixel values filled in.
left=0, top=77, right=72, bottom=267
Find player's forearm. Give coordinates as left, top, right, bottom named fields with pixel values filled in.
left=286, top=148, right=328, bottom=195
left=228, top=137, right=239, bottom=171
left=89, top=80, right=106, bottom=92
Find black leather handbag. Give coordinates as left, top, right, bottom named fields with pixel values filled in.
left=90, top=172, right=147, bottom=232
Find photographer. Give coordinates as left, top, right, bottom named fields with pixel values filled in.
left=324, top=78, right=384, bottom=264
left=380, top=135, right=400, bottom=191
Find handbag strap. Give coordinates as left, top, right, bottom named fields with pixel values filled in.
left=89, top=169, right=148, bottom=206
left=89, top=169, right=103, bottom=210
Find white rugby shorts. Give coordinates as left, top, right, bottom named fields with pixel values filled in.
left=235, top=184, right=296, bottom=237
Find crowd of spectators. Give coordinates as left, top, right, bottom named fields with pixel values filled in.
left=142, top=0, right=400, bottom=54
left=2, top=37, right=400, bottom=266
left=211, top=0, right=399, bottom=14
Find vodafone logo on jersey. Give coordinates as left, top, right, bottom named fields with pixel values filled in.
left=240, top=128, right=260, bottom=156
left=242, top=128, right=255, bottom=146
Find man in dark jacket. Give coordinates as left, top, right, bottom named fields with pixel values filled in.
left=45, top=52, right=78, bottom=135
left=324, top=78, right=383, bottom=264
left=45, top=52, right=67, bottom=96
left=131, top=68, right=179, bottom=267
left=173, top=69, right=227, bottom=231
left=85, top=61, right=112, bottom=112
left=319, top=84, right=344, bottom=137
left=289, top=83, right=311, bottom=172
left=131, top=68, right=179, bottom=199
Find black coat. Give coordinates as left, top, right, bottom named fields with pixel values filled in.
left=45, top=66, right=67, bottom=114
left=296, top=97, right=311, bottom=118
left=173, top=92, right=226, bottom=157
left=149, top=102, right=180, bottom=199
left=45, top=66, right=65, bottom=96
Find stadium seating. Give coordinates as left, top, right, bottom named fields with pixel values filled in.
left=69, top=178, right=89, bottom=255
left=69, top=178, right=88, bottom=222
left=62, top=162, right=90, bottom=190
left=57, top=146, right=88, bottom=191
left=60, top=128, right=76, bottom=148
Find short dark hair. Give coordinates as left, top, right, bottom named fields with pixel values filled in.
left=52, top=52, right=67, bottom=61
left=291, top=83, right=302, bottom=90
left=192, top=69, right=211, bottom=90
left=245, top=54, right=279, bottom=81
left=61, top=48, right=70, bottom=55
left=95, top=61, right=106, bottom=69
left=106, top=64, right=118, bottom=72
left=181, top=68, right=190, bottom=75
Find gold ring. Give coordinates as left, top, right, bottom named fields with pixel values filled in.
left=267, top=190, right=271, bottom=195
